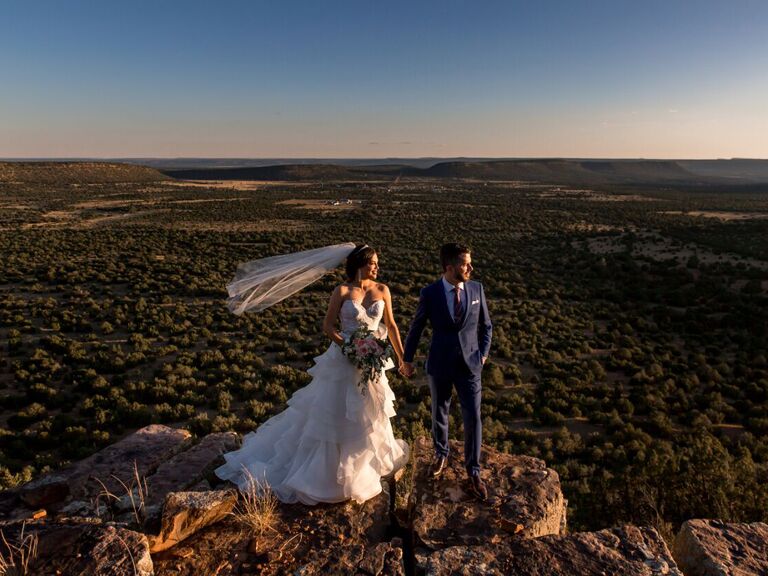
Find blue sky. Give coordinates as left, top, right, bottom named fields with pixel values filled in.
left=1, top=0, right=767, bottom=158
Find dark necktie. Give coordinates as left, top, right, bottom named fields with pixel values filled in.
left=453, top=287, right=463, bottom=323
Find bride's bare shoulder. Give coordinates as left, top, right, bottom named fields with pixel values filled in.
left=330, top=284, right=348, bottom=297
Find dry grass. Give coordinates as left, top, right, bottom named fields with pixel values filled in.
left=230, top=468, right=279, bottom=539
left=92, top=460, right=149, bottom=526
left=0, top=523, right=38, bottom=576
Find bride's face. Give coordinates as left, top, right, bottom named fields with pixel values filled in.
left=360, top=254, right=379, bottom=281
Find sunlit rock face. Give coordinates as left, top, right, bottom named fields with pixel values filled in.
left=405, top=436, right=567, bottom=550
left=6, top=431, right=765, bottom=576
left=420, top=526, right=682, bottom=576
left=673, top=519, right=768, bottom=576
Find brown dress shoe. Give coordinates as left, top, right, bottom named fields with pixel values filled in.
left=429, top=457, right=447, bottom=478
left=469, top=474, right=488, bottom=501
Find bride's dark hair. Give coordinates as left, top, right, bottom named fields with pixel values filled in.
left=345, top=244, right=376, bottom=281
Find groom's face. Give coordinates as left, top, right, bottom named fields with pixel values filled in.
left=448, top=252, right=473, bottom=283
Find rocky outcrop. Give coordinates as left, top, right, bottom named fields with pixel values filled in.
left=0, top=520, right=153, bottom=576
left=65, top=425, right=192, bottom=505
left=271, top=482, right=402, bottom=575
left=0, top=426, right=238, bottom=576
left=7, top=431, right=766, bottom=576
left=151, top=481, right=404, bottom=575
left=3, top=425, right=192, bottom=522
left=18, top=474, right=70, bottom=509
left=406, top=436, right=566, bottom=549
left=405, top=438, right=683, bottom=575
left=419, top=525, right=681, bottom=575
left=148, top=489, right=238, bottom=553
left=143, top=432, right=239, bottom=510
left=673, top=519, right=768, bottom=576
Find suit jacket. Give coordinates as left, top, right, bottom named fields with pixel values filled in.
left=403, top=279, right=492, bottom=378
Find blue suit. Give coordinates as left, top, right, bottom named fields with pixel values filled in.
left=403, top=279, right=492, bottom=475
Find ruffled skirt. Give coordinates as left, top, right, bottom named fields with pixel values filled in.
left=214, top=343, right=409, bottom=504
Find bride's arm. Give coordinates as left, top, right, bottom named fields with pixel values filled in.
left=381, top=285, right=405, bottom=366
left=323, top=286, right=345, bottom=345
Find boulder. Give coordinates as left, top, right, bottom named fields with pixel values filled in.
left=65, top=425, right=191, bottom=504
left=147, top=489, right=238, bottom=553
left=16, top=425, right=191, bottom=520
left=7, top=428, right=232, bottom=520
left=408, top=436, right=566, bottom=548
left=673, top=519, right=768, bottom=576
left=422, top=525, right=682, bottom=575
left=19, top=474, right=69, bottom=508
left=0, top=521, right=153, bottom=576
left=144, top=432, right=239, bottom=508
left=358, top=539, right=406, bottom=576
left=151, top=481, right=403, bottom=575
left=252, top=482, right=402, bottom=575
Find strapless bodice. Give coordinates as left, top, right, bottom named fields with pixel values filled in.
left=340, top=299, right=385, bottom=335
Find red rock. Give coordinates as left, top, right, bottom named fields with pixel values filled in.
left=66, top=425, right=191, bottom=503
left=407, top=436, right=566, bottom=548
left=151, top=482, right=404, bottom=575
left=144, top=431, right=239, bottom=508
left=673, top=519, right=768, bottom=576
left=147, top=489, right=238, bottom=553
left=422, top=525, right=682, bottom=575
left=0, top=521, right=153, bottom=576
left=19, top=474, right=69, bottom=508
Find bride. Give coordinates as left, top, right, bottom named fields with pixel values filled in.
left=215, top=243, right=409, bottom=504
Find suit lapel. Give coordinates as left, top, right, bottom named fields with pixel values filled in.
left=434, top=279, right=453, bottom=325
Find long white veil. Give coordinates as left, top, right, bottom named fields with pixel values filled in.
left=227, top=242, right=357, bottom=315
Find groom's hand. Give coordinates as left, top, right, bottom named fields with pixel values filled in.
left=399, top=362, right=415, bottom=378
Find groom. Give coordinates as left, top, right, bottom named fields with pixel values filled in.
left=401, top=243, right=492, bottom=501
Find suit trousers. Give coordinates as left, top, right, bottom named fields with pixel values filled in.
left=428, top=349, right=482, bottom=476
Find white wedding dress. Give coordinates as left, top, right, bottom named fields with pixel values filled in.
left=215, top=299, right=409, bottom=504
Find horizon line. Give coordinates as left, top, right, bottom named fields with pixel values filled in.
left=2, top=156, right=767, bottom=162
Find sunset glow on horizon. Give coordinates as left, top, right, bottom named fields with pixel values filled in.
left=1, top=0, right=767, bottom=159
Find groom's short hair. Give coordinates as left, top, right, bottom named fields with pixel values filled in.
left=440, top=243, right=471, bottom=270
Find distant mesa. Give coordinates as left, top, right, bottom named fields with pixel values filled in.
left=3, top=158, right=768, bottom=187
left=162, top=163, right=404, bottom=182
left=161, top=158, right=768, bottom=186
left=420, top=158, right=701, bottom=184
left=0, top=161, right=169, bottom=184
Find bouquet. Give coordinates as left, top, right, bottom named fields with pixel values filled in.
left=341, top=327, right=394, bottom=396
